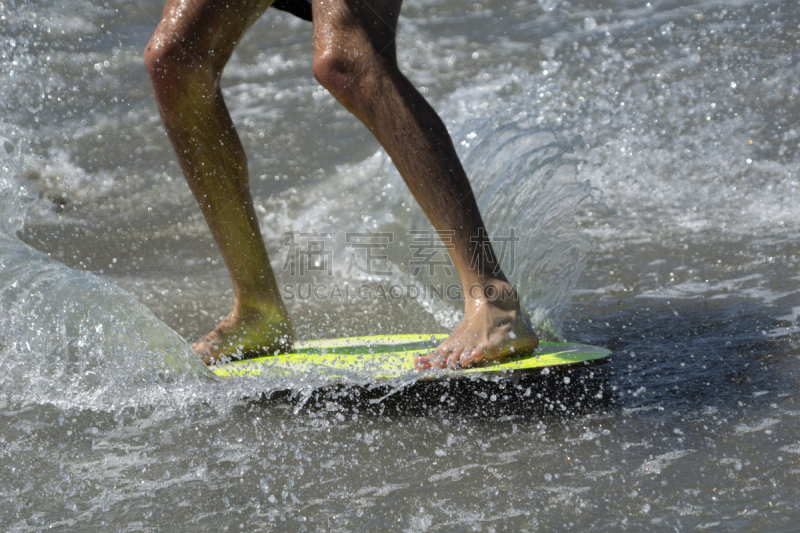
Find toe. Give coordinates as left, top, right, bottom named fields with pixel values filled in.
left=431, top=352, right=447, bottom=369
left=415, top=350, right=452, bottom=370
left=193, top=337, right=220, bottom=365
left=414, top=352, right=436, bottom=371
left=459, top=346, right=484, bottom=368
left=445, top=351, right=460, bottom=369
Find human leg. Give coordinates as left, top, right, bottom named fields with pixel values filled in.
left=145, top=0, right=292, bottom=364
left=311, top=0, right=538, bottom=369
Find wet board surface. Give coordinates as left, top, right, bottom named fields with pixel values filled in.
left=212, top=334, right=611, bottom=381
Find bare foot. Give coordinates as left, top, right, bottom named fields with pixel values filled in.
left=414, top=282, right=538, bottom=370
left=193, top=303, right=293, bottom=365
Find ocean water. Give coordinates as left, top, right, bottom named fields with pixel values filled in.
left=1, top=0, right=799, bottom=530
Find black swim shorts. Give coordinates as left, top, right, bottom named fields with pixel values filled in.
left=272, top=0, right=312, bottom=21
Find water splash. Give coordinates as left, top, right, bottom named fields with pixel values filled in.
left=464, top=124, right=590, bottom=339
left=252, top=122, right=589, bottom=338
left=0, top=169, right=212, bottom=410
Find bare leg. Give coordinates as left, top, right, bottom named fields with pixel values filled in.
left=311, top=0, right=538, bottom=369
left=145, top=0, right=292, bottom=364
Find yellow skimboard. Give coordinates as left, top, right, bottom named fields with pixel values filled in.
left=212, top=334, right=611, bottom=381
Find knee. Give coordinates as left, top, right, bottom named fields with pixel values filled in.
left=312, top=46, right=394, bottom=113
left=144, top=31, right=214, bottom=112
left=144, top=33, right=183, bottom=88
left=312, top=52, right=361, bottom=108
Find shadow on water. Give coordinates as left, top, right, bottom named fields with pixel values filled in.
left=247, top=296, right=799, bottom=421
left=249, top=362, right=617, bottom=420
left=567, top=295, right=800, bottom=416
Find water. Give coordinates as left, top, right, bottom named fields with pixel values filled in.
left=2, top=0, right=800, bottom=530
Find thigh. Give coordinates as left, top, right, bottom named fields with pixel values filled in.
left=311, top=0, right=403, bottom=63
left=151, top=0, right=274, bottom=71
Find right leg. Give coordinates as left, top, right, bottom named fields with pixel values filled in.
left=311, top=0, right=538, bottom=370
left=145, top=0, right=292, bottom=364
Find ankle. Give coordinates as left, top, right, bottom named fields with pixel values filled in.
left=234, top=294, right=287, bottom=315
left=464, top=278, right=518, bottom=305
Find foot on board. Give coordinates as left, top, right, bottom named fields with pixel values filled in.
left=414, top=283, right=538, bottom=371
left=193, top=304, right=293, bottom=365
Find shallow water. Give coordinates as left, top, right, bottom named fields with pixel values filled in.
left=2, top=0, right=800, bottom=530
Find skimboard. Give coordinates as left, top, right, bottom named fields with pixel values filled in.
left=212, top=333, right=610, bottom=381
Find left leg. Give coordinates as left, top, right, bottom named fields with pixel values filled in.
left=145, top=0, right=293, bottom=364
left=311, top=0, right=538, bottom=369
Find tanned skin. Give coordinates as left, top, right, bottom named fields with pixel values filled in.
left=144, top=0, right=538, bottom=369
